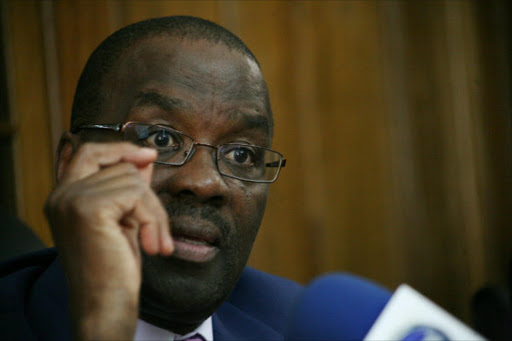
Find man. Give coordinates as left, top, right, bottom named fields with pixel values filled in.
left=0, top=16, right=302, bottom=340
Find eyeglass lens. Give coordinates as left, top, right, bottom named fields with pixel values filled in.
left=123, top=123, right=282, bottom=182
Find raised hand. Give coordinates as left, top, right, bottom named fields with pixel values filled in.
left=45, top=141, right=173, bottom=340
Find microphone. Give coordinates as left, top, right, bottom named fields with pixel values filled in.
left=285, top=273, right=485, bottom=340
left=285, top=273, right=391, bottom=340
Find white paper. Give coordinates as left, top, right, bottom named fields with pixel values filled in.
left=364, top=284, right=485, bottom=341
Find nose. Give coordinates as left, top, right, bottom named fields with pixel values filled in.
left=164, top=144, right=229, bottom=205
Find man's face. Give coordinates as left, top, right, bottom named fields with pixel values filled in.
left=99, top=37, right=272, bottom=328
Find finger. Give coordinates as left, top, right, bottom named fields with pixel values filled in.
left=54, top=163, right=143, bottom=207
left=120, top=215, right=142, bottom=266
left=62, top=142, right=157, bottom=184
left=136, top=186, right=173, bottom=255
left=55, top=145, right=172, bottom=256
left=93, top=176, right=172, bottom=256
left=160, top=221, right=174, bottom=256
left=74, top=182, right=166, bottom=255
left=139, top=224, right=159, bottom=255
left=80, top=163, right=174, bottom=255
left=78, top=161, right=154, bottom=190
left=138, top=162, right=154, bottom=185
left=66, top=163, right=172, bottom=255
left=81, top=162, right=140, bottom=186
left=157, top=196, right=174, bottom=256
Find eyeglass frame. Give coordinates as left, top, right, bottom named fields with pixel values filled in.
left=71, top=121, right=286, bottom=183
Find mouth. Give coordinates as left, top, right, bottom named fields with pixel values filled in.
left=170, top=217, right=221, bottom=263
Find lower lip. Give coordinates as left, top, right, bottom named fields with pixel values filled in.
left=172, top=238, right=219, bottom=263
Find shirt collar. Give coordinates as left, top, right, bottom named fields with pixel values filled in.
left=134, top=316, right=213, bottom=341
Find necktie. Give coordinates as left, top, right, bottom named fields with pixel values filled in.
left=182, top=333, right=206, bottom=341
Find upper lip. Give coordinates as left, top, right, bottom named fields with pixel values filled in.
left=171, top=217, right=221, bottom=246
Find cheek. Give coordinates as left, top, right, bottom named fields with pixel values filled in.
left=233, top=183, right=269, bottom=236
left=150, top=168, right=167, bottom=191
left=149, top=172, right=168, bottom=203
left=149, top=166, right=180, bottom=199
left=225, top=184, right=268, bottom=267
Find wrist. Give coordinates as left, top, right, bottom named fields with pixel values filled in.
left=71, top=288, right=139, bottom=341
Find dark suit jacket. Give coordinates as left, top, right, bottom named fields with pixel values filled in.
left=0, top=248, right=302, bottom=340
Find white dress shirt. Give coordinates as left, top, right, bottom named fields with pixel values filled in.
left=134, top=316, right=213, bottom=341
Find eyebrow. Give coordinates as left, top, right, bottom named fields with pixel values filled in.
left=236, top=114, right=271, bottom=135
left=133, top=91, right=189, bottom=111
left=134, top=91, right=271, bottom=136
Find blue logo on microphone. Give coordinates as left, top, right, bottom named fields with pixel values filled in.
left=400, top=325, right=450, bottom=341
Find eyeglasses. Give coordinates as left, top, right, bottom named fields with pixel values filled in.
left=73, top=122, right=286, bottom=183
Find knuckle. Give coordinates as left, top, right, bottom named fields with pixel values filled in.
left=120, top=177, right=148, bottom=196
left=77, top=142, right=97, bottom=155
left=66, top=192, right=89, bottom=215
left=74, top=143, right=100, bottom=164
left=44, top=184, right=89, bottom=232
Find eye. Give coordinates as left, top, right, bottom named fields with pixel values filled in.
left=146, top=129, right=180, bottom=150
left=223, top=145, right=256, bottom=166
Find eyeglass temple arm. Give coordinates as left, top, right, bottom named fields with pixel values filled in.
left=71, top=124, right=124, bottom=134
left=266, top=159, right=286, bottom=168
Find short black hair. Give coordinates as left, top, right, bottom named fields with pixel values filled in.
left=71, top=15, right=270, bottom=131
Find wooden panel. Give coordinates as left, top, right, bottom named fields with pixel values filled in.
left=3, top=0, right=54, bottom=245
left=378, top=0, right=511, bottom=320
left=118, top=0, right=219, bottom=24
left=237, top=1, right=315, bottom=282
left=440, top=0, right=487, bottom=317
left=391, top=1, right=457, bottom=312
left=313, top=2, right=395, bottom=283
left=474, top=0, right=512, bottom=289
left=53, top=1, right=113, bottom=130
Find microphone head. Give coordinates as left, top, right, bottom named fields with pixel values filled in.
left=285, top=273, right=391, bottom=340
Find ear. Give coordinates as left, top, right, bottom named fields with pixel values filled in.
left=55, top=131, right=79, bottom=184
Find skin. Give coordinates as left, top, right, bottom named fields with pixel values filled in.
left=45, top=37, right=272, bottom=339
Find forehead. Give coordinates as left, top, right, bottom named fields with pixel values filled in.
left=99, top=37, right=271, bottom=135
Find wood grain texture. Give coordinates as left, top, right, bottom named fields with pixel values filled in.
left=3, top=0, right=54, bottom=245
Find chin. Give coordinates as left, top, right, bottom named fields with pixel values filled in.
left=139, top=251, right=243, bottom=322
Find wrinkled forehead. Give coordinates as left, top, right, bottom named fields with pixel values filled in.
left=100, top=36, right=272, bottom=129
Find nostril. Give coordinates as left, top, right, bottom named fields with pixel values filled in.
left=176, top=189, right=196, bottom=199
left=209, top=195, right=225, bottom=207
left=176, top=190, right=224, bottom=206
